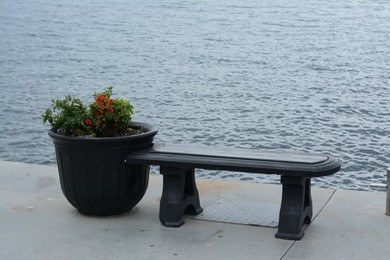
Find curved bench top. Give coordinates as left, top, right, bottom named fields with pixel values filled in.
left=126, top=143, right=341, bottom=177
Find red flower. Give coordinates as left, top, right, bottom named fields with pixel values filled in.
left=96, top=95, right=105, bottom=104
left=108, top=99, right=113, bottom=114
left=97, top=121, right=102, bottom=128
left=96, top=96, right=105, bottom=110
left=84, top=119, right=92, bottom=125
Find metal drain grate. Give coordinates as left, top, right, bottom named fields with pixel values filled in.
left=192, top=199, right=279, bottom=228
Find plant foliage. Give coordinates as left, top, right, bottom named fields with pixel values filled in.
left=43, top=87, right=134, bottom=137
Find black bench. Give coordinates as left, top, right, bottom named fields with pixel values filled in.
left=125, top=143, right=341, bottom=240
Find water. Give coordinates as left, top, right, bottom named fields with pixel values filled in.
left=0, top=0, right=389, bottom=190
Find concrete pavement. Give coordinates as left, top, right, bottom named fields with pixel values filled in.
left=1, top=160, right=389, bottom=259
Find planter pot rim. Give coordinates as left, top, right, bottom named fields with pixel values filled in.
left=48, top=121, right=158, bottom=143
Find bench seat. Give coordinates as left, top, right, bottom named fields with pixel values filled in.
left=126, top=143, right=341, bottom=240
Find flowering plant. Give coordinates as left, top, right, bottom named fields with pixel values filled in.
left=43, top=87, right=137, bottom=137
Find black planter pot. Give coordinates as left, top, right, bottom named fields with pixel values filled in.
left=49, top=122, right=158, bottom=216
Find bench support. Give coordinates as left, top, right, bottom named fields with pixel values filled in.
left=275, top=176, right=313, bottom=240
left=159, top=166, right=313, bottom=240
left=159, top=166, right=203, bottom=227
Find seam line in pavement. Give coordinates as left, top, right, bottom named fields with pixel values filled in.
left=280, top=189, right=338, bottom=260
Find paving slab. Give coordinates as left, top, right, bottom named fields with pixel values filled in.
left=0, top=161, right=294, bottom=259
left=2, top=160, right=386, bottom=260
left=285, top=188, right=390, bottom=260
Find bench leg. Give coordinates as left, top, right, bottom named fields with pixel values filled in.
left=159, top=166, right=203, bottom=227
left=275, top=176, right=313, bottom=240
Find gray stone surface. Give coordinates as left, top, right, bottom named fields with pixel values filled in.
left=286, top=189, right=390, bottom=260
left=1, top=160, right=389, bottom=259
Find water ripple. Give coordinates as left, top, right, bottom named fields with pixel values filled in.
left=1, top=0, right=389, bottom=191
